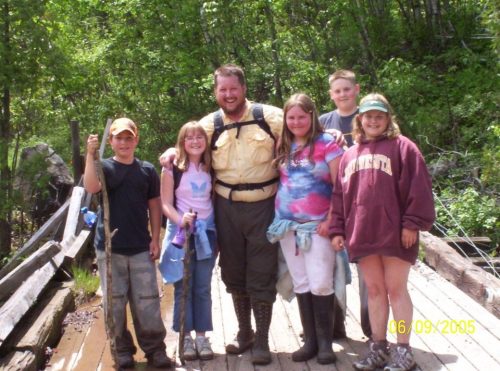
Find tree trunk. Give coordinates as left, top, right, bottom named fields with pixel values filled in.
left=0, top=1, right=12, bottom=257
left=263, top=3, right=283, bottom=106
left=352, top=0, right=378, bottom=85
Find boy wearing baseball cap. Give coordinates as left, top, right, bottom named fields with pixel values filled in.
left=84, top=117, right=169, bottom=369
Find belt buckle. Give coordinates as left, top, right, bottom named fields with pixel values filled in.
left=236, top=183, right=250, bottom=191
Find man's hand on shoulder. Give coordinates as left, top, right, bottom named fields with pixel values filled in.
left=159, top=147, right=177, bottom=169
left=325, top=128, right=346, bottom=148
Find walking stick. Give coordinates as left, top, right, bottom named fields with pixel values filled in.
left=92, top=124, right=119, bottom=367
left=178, top=211, right=197, bottom=365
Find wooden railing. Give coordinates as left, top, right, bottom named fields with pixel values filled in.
left=0, top=186, right=94, bottom=355
left=0, top=119, right=112, bottom=370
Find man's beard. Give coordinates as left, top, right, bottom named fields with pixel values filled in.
left=221, top=100, right=246, bottom=117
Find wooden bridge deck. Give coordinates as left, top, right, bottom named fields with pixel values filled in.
left=47, top=260, right=500, bottom=371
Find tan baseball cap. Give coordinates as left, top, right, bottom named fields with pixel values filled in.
left=109, top=118, right=138, bottom=137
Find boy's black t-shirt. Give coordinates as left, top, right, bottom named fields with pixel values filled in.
left=319, top=109, right=358, bottom=148
left=94, top=157, right=160, bottom=255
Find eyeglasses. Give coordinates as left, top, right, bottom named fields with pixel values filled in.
left=185, top=135, right=205, bottom=142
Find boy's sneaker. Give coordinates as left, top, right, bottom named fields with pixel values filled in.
left=147, top=351, right=171, bottom=368
left=183, top=335, right=197, bottom=361
left=384, top=345, right=416, bottom=371
left=195, top=335, right=214, bottom=360
left=353, top=340, right=389, bottom=370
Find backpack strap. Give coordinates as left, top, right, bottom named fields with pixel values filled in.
left=211, top=110, right=225, bottom=150
left=172, top=164, right=183, bottom=208
left=252, top=104, right=275, bottom=142
left=210, top=103, right=276, bottom=150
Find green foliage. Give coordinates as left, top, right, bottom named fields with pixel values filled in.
left=480, top=124, right=500, bottom=188
left=479, top=0, right=500, bottom=55
left=2, top=0, right=499, bottom=255
left=435, top=187, right=499, bottom=248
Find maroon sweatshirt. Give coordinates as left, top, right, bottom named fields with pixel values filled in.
left=330, top=135, right=435, bottom=264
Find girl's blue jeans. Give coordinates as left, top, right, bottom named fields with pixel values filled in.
left=172, top=231, right=216, bottom=333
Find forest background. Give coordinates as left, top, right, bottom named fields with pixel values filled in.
left=0, top=0, right=498, bottom=261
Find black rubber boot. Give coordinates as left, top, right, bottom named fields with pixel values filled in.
left=225, top=292, right=255, bottom=354
left=251, top=300, right=273, bottom=365
left=292, top=292, right=318, bottom=362
left=332, top=296, right=347, bottom=339
left=312, top=294, right=337, bottom=364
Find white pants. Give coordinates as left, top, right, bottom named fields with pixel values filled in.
left=280, top=230, right=336, bottom=295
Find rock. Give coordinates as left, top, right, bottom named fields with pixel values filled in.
left=15, top=143, right=74, bottom=227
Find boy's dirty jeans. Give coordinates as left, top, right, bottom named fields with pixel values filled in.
left=96, top=249, right=167, bottom=358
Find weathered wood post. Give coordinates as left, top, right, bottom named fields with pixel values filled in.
left=178, top=211, right=196, bottom=365
left=93, top=118, right=118, bottom=367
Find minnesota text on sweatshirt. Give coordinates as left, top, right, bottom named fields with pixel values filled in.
left=330, top=135, right=435, bottom=264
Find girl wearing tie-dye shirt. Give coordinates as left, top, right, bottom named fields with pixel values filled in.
left=272, top=93, right=343, bottom=365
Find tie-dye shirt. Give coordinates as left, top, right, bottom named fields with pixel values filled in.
left=275, top=133, right=343, bottom=221
left=165, top=162, right=213, bottom=220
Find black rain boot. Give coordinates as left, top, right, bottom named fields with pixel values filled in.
left=292, top=292, right=318, bottom=362
left=251, top=300, right=273, bottom=365
left=225, top=292, right=255, bottom=354
left=312, top=294, right=337, bottom=364
left=332, top=296, right=347, bottom=339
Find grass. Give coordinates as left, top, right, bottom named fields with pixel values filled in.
left=71, top=265, right=100, bottom=303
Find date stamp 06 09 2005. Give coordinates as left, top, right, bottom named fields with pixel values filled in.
left=388, top=319, right=476, bottom=335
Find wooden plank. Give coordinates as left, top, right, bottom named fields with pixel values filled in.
left=201, top=264, right=229, bottom=371
left=406, top=274, right=479, bottom=370
left=409, top=263, right=500, bottom=367
left=348, top=264, right=445, bottom=371
left=0, top=251, right=64, bottom=347
left=71, top=306, right=109, bottom=371
left=215, top=265, right=254, bottom=371
left=415, top=262, right=500, bottom=340
left=62, top=186, right=85, bottom=243
left=14, top=283, right=73, bottom=352
left=461, top=265, right=500, bottom=317
left=0, top=241, right=61, bottom=302
left=63, top=229, right=92, bottom=262
left=163, top=283, right=179, bottom=366
left=0, top=283, right=73, bottom=371
left=47, top=252, right=500, bottom=371
left=267, top=296, right=303, bottom=371
left=0, top=199, right=69, bottom=280
left=0, top=225, right=95, bottom=347
left=440, top=237, right=491, bottom=244
left=421, top=232, right=500, bottom=317
left=0, top=350, right=37, bottom=371
left=468, top=257, right=500, bottom=266
left=47, top=311, right=94, bottom=370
